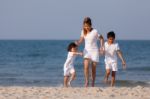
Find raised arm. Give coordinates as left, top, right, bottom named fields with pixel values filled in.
left=99, top=34, right=104, bottom=55
left=99, top=34, right=104, bottom=47
left=75, top=37, right=84, bottom=46
left=73, top=52, right=83, bottom=56
left=117, top=50, right=126, bottom=69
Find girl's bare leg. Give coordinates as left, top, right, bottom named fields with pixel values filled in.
left=68, top=72, right=76, bottom=87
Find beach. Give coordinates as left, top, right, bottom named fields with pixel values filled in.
left=0, top=86, right=149, bottom=99
left=0, top=40, right=149, bottom=99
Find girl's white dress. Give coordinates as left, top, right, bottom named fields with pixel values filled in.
left=64, top=52, right=76, bottom=76
left=81, top=29, right=100, bottom=62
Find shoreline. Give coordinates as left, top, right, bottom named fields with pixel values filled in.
left=0, top=86, right=149, bottom=99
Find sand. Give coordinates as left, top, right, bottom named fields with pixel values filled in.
left=0, top=86, right=149, bottom=99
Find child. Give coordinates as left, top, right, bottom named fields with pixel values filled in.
left=103, top=31, right=126, bottom=86
left=64, top=42, right=83, bottom=87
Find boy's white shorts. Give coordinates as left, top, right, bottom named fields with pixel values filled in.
left=105, top=62, right=118, bottom=71
left=64, top=66, right=75, bottom=76
left=83, top=49, right=99, bottom=62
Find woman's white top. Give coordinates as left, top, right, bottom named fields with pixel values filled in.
left=81, top=29, right=100, bottom=50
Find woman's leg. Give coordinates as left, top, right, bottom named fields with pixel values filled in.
left=91, top=62, right=97, bottom=87
left=84, top=58, right=90, bottom=87
left=111, top=71, right=116, bottom=86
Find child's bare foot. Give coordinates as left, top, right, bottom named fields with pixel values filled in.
left=107, top=80, right=111, bottom=84
left=64, top=84, right=68, bottom=87
left=103, top=78, right=107, bottom=83
left=103, top=79, right=111, bottom=84
left=68, top=81, right=72, bottom=87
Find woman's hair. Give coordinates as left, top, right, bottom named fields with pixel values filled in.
left=67, top=42, right=77, bottom=52
left=83, top=17, right=92, bottom=36
left=107, top=31, right=115, bottom=39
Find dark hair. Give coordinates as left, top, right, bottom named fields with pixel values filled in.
left=83, top=17, right=92, bottom=36
left=107, top=31, right=115, bottom=39
left=67, top=42, right=77, bottom=52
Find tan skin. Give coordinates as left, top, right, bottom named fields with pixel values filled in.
left=64, top=47, right=83, bottom=87
left=104, top=37, right=126, bottom=86
left=76, top=23, right=104, bottom=87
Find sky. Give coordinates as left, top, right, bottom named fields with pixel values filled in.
left=0, top=0, right=150, bottom=40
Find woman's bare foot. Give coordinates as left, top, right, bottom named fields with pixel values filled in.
left=84, top=82, right=89, bottom=87
left=92, top=81, right=95, bottom=87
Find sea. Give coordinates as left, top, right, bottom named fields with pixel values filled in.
left=0, top=40, right=150, bottom=87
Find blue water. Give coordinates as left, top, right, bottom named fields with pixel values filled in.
left=0, top=40, right=150, bottom=87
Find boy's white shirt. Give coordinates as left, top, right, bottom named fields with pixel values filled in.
left=64, top=52, right=76, bottom=68
left=81, top=29, right=100, bottom=50
left=104, top=42, right=120, bottom=63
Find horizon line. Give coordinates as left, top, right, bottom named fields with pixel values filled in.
left=0, top=39, right=150, bottom=41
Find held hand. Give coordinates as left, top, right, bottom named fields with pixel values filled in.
left=99, top=47, right=104, bottom=55
left=65, top=65, right=68, bottom=68
left=74, top=41, right=78, bottom=46
left=79, top=52, right=83, bottom=56
left=122, top=61, right=126, bottom=70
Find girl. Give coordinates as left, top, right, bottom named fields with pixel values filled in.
left=64, top=42, right=82, bottom=87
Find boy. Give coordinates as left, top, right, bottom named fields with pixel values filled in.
left=64, top=42, right=83, bottom=87
left=104, top=31, right=126, bottom=86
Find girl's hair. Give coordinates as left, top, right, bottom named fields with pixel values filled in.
left=83, top=17, right=92, bottom=36
left=67, top=42, right=77, bottom=52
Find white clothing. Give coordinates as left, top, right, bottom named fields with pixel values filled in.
left=81, top=29, right=100, bottom=50
left=64, top=52, right=76, bottom=76
left=104, top=42, right=120, bottom=71
left=105, top=62, right=118, bottom=71
left=64, top=67, right=75, bottom=76
left=83, top=49, right=99, bottom=62
left=81, top=29, right=100, bottom=62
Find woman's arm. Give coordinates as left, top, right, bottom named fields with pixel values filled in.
left=75, top=37, right=84, bottom=46
left=99, top=35, right=104, bottom=55
left=99, top=34, right=104, bottom=47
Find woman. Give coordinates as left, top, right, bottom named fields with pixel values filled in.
left=75, top=17, right=104, bottom=87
